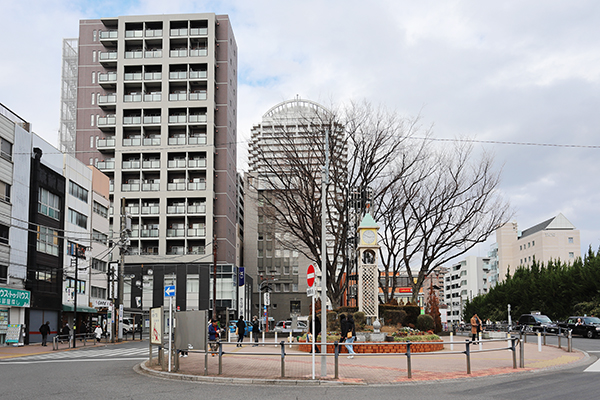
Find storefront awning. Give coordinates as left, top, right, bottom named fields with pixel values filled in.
left=62, top=304, right=98, bottom=313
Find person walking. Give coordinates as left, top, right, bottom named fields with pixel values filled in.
left=470, top=313, right=482, bottom=342
left=94, top=325, right=103, bottom=343
left=208, top=319, right=221, bottom=356
left=251, top=316, right=260, bottom=346
left=309, top=314, right=321, bottom=353
left=39, top=321, right=50, bottom=346
left=341, top=314, right=356, bottom=358
left=236, top=316, right=246, bottom=347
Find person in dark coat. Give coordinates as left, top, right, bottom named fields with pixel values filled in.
left=39, top=321, right=51, bottom=346
left=344, top=315, right=356, bottom=358
left=310, top=314, right=321, bottom=353
left=208, top=319, right=221, bottom=355
left=251, top=316, right=260, bottom=346
left=236, top=316, right=246, bottom=347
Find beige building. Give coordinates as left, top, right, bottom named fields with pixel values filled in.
left=496, top=213, right=581, bottom=281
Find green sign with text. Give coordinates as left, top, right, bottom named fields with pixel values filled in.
left=0, top=288, right=31, bottom=307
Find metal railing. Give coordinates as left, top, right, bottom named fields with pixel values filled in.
left=52, top=333, right=98, bottom=350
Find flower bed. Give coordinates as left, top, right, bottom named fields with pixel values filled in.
left=297, top=338, right=444, bottom=354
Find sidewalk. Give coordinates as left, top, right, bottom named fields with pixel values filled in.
left=0, top=338, right=127, bottom=359
left=140, top=337, right=588, bottom=385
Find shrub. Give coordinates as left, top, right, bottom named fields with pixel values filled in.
left=394, top=334, right=440, bottom=342
left=327, top=310, right=339, bottom=332
left=354, top=311, right=366, bottom=330
left=403, top=305, right=421, bottom=326
left=382, top=309, right=407, bottom=326
left=416, top=314, right=434, bottom=332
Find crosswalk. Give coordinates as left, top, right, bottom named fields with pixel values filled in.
left=584, top=351, right=600, bottom=372
left=0, top=346, right=157, bottom=365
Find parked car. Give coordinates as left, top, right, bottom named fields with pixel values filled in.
left=558, top=316, right=600, bottom=338
left=122, top=318, right=141, bottom=334
left=273, top=320, right=308, bottom=333
left=516, top=313, right=559, bottom=333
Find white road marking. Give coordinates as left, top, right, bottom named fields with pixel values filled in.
left=584, top=358, right=600, bottom=372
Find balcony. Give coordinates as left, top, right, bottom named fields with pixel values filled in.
left=125, top=50, right=143, bottom=59
left=144, top=72, right=162, bottom=81
left=169, top=92, right=186, bottom=101
left=170, top=28, right=188, bottom=36
left=168, top=136, right=186, bottom=145
left=167, top=205, right=185, bottom=214
left=142, top=160, right=160, bottom=169
left=170, top=49, right=187, bottom=58
left=97, top=138, right=116, bottom=151
left=143, top=137, right=161, bottom=146
left=144, top=92, right=162, bottom=102
left=96, top=160, right=115, bottom=171
left=123, top=137, right=141, bottom=146
left=187, top=228, right=205, bottom=237
left=100, top=30, right=118, bottom=40
left=189, top=48, right=208, bottom=57
left=169, top=71, right=187, bottom=80
left=145, top=49, right=162, bottom=58
left=123, top=116, right=141, bottom=125
left=189, top=70, right=207, bottom=79
left=122, top=160, right=140, bottom=169
left=141, top=205, right=159, bottom=215
left=190, top=28, right=208, bottom=36
left=145, top=29, right=162, bottom=37
left=168, top=115, right=187, bottom=124
left=167, top=228, right=185, bottom=238
left=187, top=204, right=206, bottom=214
left=99, top=51, right=118, bottom=66
left=188, top=114, right=207, bottom=123
left=140, top=247, right=159, bottom=255
left=140, top=229, right=159, bottom=238
left=143, top=115, right=161, bottom=124
left=121, top=182, right=140, bottom=192
left=125, top=206, right=140, bottom=215
left=188, top=181, right=206, bottom=191
left=188, top=136, right=207, bottom=145
left=124, top=93, right=142, bottom=102
left=125, top=29, right=143, bottom=38
left=124, top=72, right=143, bottom=81
left=188, top=246, right=205, bottom=255
left=168, top=159, right=186, bottom=168
left=141, top=182, right=160, bottom=191
left=188, top=158, right=206, bottom=168
left=167, top=246, right=186, bottom=255
left=167, top=182, right=186, bottom=191
left=98, top=72, right=117, bottom=87
left=97, top=115, right=116, bottom=130
left=189, top=91, right=207, bottom=101
left=98, top=94, right=117, bottom=107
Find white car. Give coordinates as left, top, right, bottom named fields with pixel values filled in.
left=274, top=320, right=308, bottom=333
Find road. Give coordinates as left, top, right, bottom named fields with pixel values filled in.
left=1, top=338, right=600, bottom=400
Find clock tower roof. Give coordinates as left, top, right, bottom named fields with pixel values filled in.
left=359, top=213, right=378, bottom=229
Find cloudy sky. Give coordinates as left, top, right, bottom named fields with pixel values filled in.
left=1, top=0, right=599, bottom=256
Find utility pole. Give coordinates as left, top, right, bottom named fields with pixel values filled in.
left=320, top=126, right=329, bottom=377
left=73, top=245, right=78, bottom=348
left=212, top=232, right=218, bottom=321
left=117, top=198, right=129, bottom=341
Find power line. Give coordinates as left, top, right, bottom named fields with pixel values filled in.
left=411, top=136, right=600, bottom=149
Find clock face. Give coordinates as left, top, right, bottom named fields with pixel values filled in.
left=362, top=230, right=376, bottom=244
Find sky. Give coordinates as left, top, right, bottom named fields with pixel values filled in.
left=1, top=0, right=599, bottom=258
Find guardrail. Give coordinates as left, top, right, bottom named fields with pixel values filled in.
left=52, top=333, right=98, bottom=350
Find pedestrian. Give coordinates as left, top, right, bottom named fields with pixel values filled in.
left=470, top=313, right=482, bottom=342
left=39, top=321, right=50, bottom=346
left=236, top=316, right=246, bottom=347
left=251, top=316, right=260, bottom=346
left=79, top=321, right=87, bottom=341
left=94, top=325, right=103, bottom=343
left=309, top=314, right=321, bottom=353
left=208, top=318, right=221, bottom=356
left=344, top=314, right=356, bottom=359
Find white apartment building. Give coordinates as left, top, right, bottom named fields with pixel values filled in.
left=445, top=256, right=491, bottom=325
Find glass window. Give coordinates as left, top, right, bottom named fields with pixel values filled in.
left=0, top=139, right=12, bottom=161
left=568, top=237, right=574, bottom=244
left=0, top=181, right=10, bottom=203
left=0, top=223, right=8, bottom=245
left=93, top=201, right=108, bottom=218
left=91, top=258, right=107, bottom=272
left=68, top=208, right=88, bottom=229
left=91, top=286, right=107, bottom=299
left=66, top=278, right=86, bottom=294
left=92, top=50, right=97, bottom=62
left=187, top=275, right=199, bottom=293
left=92, top=71, right=96, bottom=84
left=569, top=252, right=574, bottom=258
left=69, top=181, right=89, bottom=203
left=38, top=188, right=61, bottom=220
left=37, top=226, right=59, bottom=256
left=92, top=230, right=108, bottom=245
left=91, top=115, right=94, bottom=126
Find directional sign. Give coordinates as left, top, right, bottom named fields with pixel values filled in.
left=164, top=285, right=176, bottom=297
left=307, top=264, right=315, bottom=287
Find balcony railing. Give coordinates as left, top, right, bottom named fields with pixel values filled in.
left=190, top=28, right=208, bottom=36
left=169, top=115, right=187, bottom=123
left=188, top=246, right=205, bottom=255
left=125, top=30, right=143, bottom=38
left=188, top=182, right=206, bottom=191
left=167, top=205, right=185, bottom=214
left=188, top=136, right=207, bottom=145
left=144, top=72, right=162, bottom=80
left=98, top=94, right=117, bottom=104
left=169, top=71, right=187, bottom=80
left=169, top=92, right=187, bottom=101
left=168, top=159, right=186, bottom=168
left=189, top=91, right=207, bottom=101
left=143, top=137, right=161, bottom=146
left=167, top=228, right=185, bottom=237
left=189, top=70, right=207, bottom=79
left=125, top=206, right=140, bottom=215
left=123, top=137, right=141, bottom=146
left=167, top=246, right=186, bottom=255
left=97, top=116, right=116, bottom=126
left=141, top=205, right=159, bottom=215
left=124, top=72, right=143, bottom=81
left=145, top=29, right=162, bottom=37
left=122, top=183, right=140, bottom=191
left=189, top=49, right=208, bottom=57
left=125, top=50, right=144, bottom=59
left=143, top=116, right=161, bottom=124
left=142, top=160, right=160, bottom=169
left=142, top=182, right=160, bottom=191
left=170, top=28, right=188, bottom=36
left=170, top=49, right=187, bottom=57
left=97, top=138, right=116, bottom=148
left=124, top=93, right=142, bottom=102
left=122, top=160, right=140, bottom=169
left=140, top=229, right=159, bottom=238
left=187, top=204, right=206, bottom=214
left=140, top=247, right=159, bottom=255
left=168, top=137, right=186, bottom=145
left=188, top=159, right=206, bottom=168
left=144, top=93, right=162, bottom=102
left=188, top=114, right=207, bottom=123
left=100, top=30, right=118, bottom=39
left=98, top=72, right=117, bottom=83
left=123, top=116, right=141, bottom=125
left=145, top=49, right=162, bottom=58
left=167, top=182, right=186, bottom=191
left=187, top=228, right=206, bottom=237
left=96, top=160, right=115, bottom=170
left=99, top=51, right=118, bottom=61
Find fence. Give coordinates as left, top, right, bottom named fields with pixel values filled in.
left=52, top=333, right=98, bottom=350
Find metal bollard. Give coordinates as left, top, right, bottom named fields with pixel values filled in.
left=558, top=328, right=562, bottom=349
left=465, top=340, right=471, bottom=375
left=334, top=341, right=339, bottom=379
left=274, top=332, right=278, bottom=346
left=406, top=341, right=412, bottom=378
left=519, top=338, right=524, bottom=368
left=280, top=341, right=286, bottom=378
left=479, top=332, right=482, bottom=350
left=289, top=331, right=293, bottom=348
left=218, top=341, right=223, bottom=375
left=543, top=327, right=547, bottom=346
left=511, top=337, right=517, bottom=369
left=568, top=330, right=572, bottom=352
left=450, top=332, right=454, bottom=351
left=538, top=332, right=542, bottom=352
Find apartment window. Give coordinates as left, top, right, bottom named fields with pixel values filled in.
left=292, top=265, right=298, bottom=275
left=92, top=230, right=108, bottom=245
left=93, top=201, right=108, bottom=218
left=37, top=226, right=59, bottom=256
left=532, top=240, right=535, bottom=246
left=38, top=188, right=61, bottom=220
left=91, top=286, right=107, bottom=299
left=91, top=115, right=94, bottom=127
left=66, top=278, right=86, bottom=294
left=569, top=252, right=575, bottom=259
left=528, top=242, right=531, bottom=248
left=0, top=181, right=10, bottom=203
left=92, top=71, right=96, bottom=83
left=292, top=283, right=298, bottom=292
left=91, top=92, right=95, bottom=105
left=69, top=181, right=89, bottom=203
left=68, top=209, right=88, bottom=229
left=519, top=245, right=522, bottom=251
left=290, top=300, right=301, bottom=314
left=529, top=256, right=531, bottom=262
left=568, top=237, right=574, bottom=244
left=92, top=50, right=97, bottom=62
left=0, top=224, right=8, bottom=245
left=187, top=275, right=199, bottom=292
left=0, top=265, right=7, bottom=284
left=0, top=139, right=12, bottom=162
left=93, top=30, right=97, bottom=42
left=89, top=158, right=93, bottom=165
left=91, top=258, right=107, bottom=272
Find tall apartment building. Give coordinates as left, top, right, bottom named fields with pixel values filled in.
left=245, top=98, right=346, bottom=324
left=496, top=213, right=581, bottom=281
left=67, top=13, right=240, bottom=321
left=445, top=256, right=492, bottom=325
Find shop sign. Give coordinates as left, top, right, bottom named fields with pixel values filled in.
left=0, top=288, right=31, bottom=307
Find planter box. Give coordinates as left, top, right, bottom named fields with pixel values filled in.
left=298, top=339, right=444, bottom=354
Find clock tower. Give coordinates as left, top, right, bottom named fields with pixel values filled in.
left=357, top=212, right=379, bottom=322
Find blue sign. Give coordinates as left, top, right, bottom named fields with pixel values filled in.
left=164, top=285, right=176, bottom=297
left=238, top=267, right=245, bottom=286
